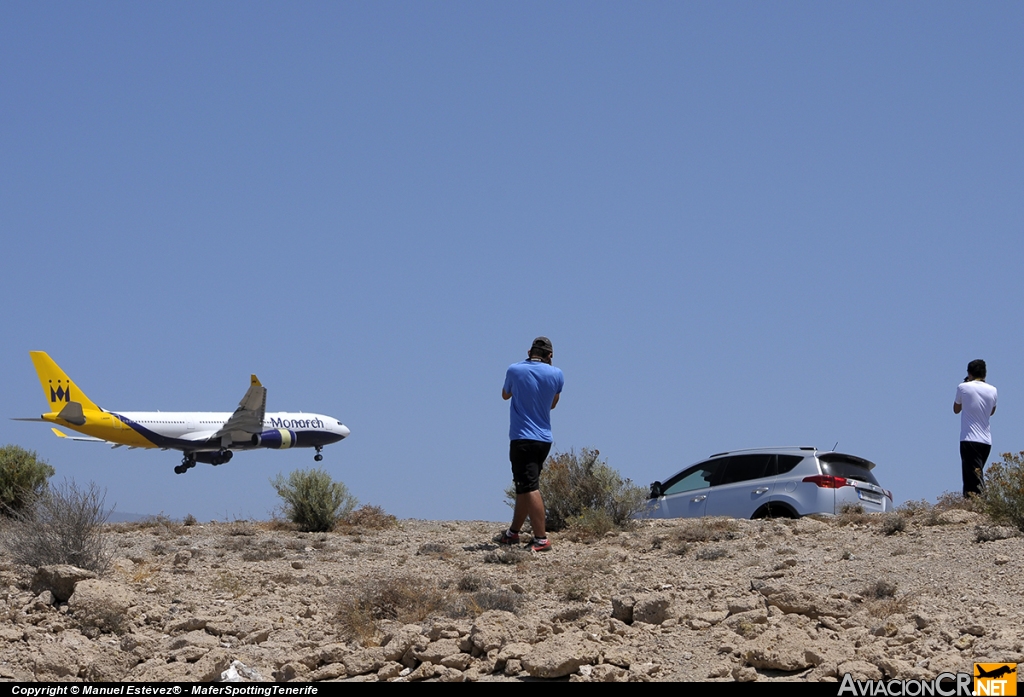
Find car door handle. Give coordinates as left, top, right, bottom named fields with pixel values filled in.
left=753, top=487, right=770, bottom=494
left=690, top=495, right=706, bottom=502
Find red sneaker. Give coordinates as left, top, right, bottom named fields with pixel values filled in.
left=527, top=538, right=551, bottom=552
left=493, top=530, right=520, bottom=545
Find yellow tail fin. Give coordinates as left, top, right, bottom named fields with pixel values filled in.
left=29, top=352, right=101, bottom=412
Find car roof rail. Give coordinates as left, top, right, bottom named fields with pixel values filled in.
left=709, top=446, right=817, bottom=458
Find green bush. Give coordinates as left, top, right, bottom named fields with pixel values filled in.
left=2, top=479, right=111, bottom=572
left=506, top=448, right=648, bottom=532
left=981, top=451, right=1024, bottom=532
left=271, top=468, right=358, bottom=532
left=0, top=444, right=55, bottom=516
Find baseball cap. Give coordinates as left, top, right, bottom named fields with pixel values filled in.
left=531, top=337, right=553, bottom=353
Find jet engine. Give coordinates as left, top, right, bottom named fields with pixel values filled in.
left=251, top=429, right=296, bottom=449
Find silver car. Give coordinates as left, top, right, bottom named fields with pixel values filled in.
left=643, top=446, right=893, bottom=519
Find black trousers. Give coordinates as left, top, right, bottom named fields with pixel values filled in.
left=960, top=440, right=991, bottom=498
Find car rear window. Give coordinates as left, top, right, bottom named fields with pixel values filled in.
left=818, top=454, right=880, bottom=485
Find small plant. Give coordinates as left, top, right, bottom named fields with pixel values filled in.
left=861, top=579, right=898, bottom=600
left=561, top=574, right=591, bottom=602
left=182, top=513, right=198, bottom=526
left=457, top=574, right=484, bottom=592
left=506, top=448, right=647, bottom=532
left=241, top=544, right=286, bottom=562
left=695, top=546, right=729, bottom=561
left=671, top=518, right=739, bottom=544
left=212, top=571, right=247, bottom=598
left=934, top=491, right=985, bottom=514
left=566, top=507, right=617, bottom=541
left=0, top=444, right=55, bottom=516
left=271, top=468, right=358, bottom=533
left=466, top=589, right=519, bottom=614
left=980, top=452, right=1024, bottom=532
left=416, top=542, right=450, bottom=559
left=341, top=505, right=398, bottom=530
left=880, top=513, right=906, bottom=536
left=335, top=575, right=451, bottom=645
left=483, top=548, right=528, bottom=565
left=1, top=479, right=111, bottom=572
left=973, top=525, right=1014, bottom=543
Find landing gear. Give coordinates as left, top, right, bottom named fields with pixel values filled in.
left=175, top=452, right=197, bottom=474
left=314, top=445, right=324, bottom=462
left=209, top=449, right=233, bottom=466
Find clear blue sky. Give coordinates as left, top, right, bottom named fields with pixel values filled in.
left=2, top=3, right=1021, bottom=522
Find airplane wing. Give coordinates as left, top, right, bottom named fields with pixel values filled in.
left=213, top=375, right=266, bottom=445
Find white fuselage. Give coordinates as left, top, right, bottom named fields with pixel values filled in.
left=113, top=410, right=350, bottom=451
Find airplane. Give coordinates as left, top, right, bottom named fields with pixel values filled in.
left=14, top=351, right=350, bottom=474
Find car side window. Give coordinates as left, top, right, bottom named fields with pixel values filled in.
left=662, top=461, right=720, bottom=495
left=777, top=455, right=804, bottom=475
left=715, top=454, right=773, bottom=486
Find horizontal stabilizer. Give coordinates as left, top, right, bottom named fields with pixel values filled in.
left=50, top=427, right=105, bottom=443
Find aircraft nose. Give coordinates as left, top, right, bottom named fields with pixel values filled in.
left=337, top=423, right=351, bottom=439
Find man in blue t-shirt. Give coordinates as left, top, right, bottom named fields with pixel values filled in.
left=496, top=337, right=564, bottom=552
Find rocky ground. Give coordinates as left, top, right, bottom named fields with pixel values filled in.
left=0, top=505, right=1022, bottom=682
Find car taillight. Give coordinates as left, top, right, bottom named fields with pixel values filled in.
left=883, top=489, right=893, bottom=500
left=802, top=475, right=852, bottom=489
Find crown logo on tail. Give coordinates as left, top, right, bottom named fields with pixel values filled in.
left=49, top=381, right=71, bottom=404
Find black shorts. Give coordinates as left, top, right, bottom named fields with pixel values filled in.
left=509, top=439, right=552, bottom=494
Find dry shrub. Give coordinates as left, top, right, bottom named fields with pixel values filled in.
left=151, top=541, right=172, bottom=556
left=335, top=575, right=450, bottom=645
left=483, top=548, right=529, bottom=565
left=117, top=514, right=180, bottom=534
left=415, top=542, right=451, bottom=559
left=836, top=504, right=873, bottom=526
left=868, top=594, right=915, bottom=618
left=271, top=468, right=358, bottom=533
left=241, top=544, right=286, bottom=562
left=863, top=584, right=917, bottom=618
left=561, top=574, right=591, bottom=602
left=861, top=579, right=899, bottom=600
left=465, top=589, right=519, bottom=614
left=506, top=448, right=647, bottom=532
left=78, top=598, right=131, bottom=636
left=880, top=513, right=906, bottom=536
left=1, top=479, right=111, bottom=572
left=974, top=525, right=1017, bottom=543
left=212, top=571, right=247, bottom=598
left=896, top=499, right=931, bottom=517
left=695, top=546, right=729, bottom=561
left=934, top=491, right=985, bottom=514
left=456, top=573, right=484, bottom=592
left=565, top=508, right=617, bottom=542
left=341, top=505, right=398, bottom=530
left=226, top=522, right=258, bottom=536
left=980, top=452, right=1024, bottom=532
left=670, top=518, right=739, bottom=544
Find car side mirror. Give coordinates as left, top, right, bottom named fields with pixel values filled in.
left=649, top=481, right=663, bottom=499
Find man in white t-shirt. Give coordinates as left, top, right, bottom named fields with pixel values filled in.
left=953, top=359, right=997, bottom=498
